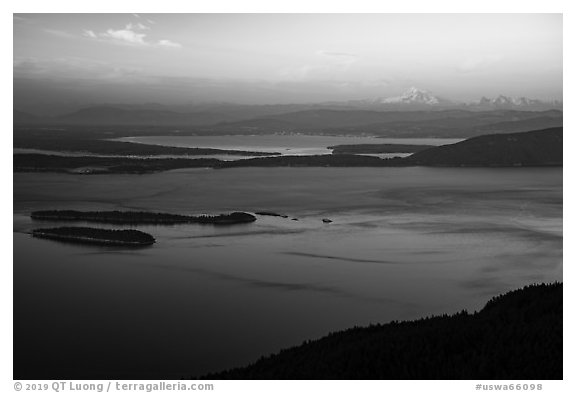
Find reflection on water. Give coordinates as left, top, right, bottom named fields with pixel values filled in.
left=13, top=167, right=562, bottom=379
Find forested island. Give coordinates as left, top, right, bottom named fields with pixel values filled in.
left=32, top=227, right=156, bottom=246
left=203, top=282, right=562, bottom=380
left=31, top=210, right=257, bottom=225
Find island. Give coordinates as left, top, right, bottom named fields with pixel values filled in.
left=32, top=227, right=156, bottom=246
left=203, top=282, right=561, bottom=380
left=31, top=210, right=257, bottom=225
left=255, top=211, right=289, bottom=218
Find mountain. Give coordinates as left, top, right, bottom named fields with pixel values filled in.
left=320, top=110, right=563, bottom=138
left=204, top=283, right=562, bottom=379
left=237, top=109, right=562, bottom=138
left=345, top=88, right=561, bottom=112
left=347, top=87, right=454, bottom=110
left=259, top=108, right=558, bottom=130
left=469, top=95, right=562, bottom=111
left=406, top=127, right=562, bottom=167
left=13, top=104, right=562, bottom=140
left=380, top=87, right=449, bottom=105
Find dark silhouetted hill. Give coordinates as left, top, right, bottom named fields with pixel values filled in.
left=406, top=127, right=562, bottom=167
left=204, top=282, right=562, bottom=380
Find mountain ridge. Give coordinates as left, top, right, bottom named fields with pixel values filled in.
left=203, top=282, right=562, bottom=379
left=14, top=88, right=562, bottom=123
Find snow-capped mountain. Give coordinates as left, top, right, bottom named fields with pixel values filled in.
left=472, top=95, right=562, bottom=110
left=343, top=87, right=450, bottom=109
left=379, top=87, right=446, bottom=105
left=343, top=88, right=561, bottom=111
left=351, top=87, right=455, bottom=109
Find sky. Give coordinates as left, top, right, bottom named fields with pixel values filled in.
left=13, top=13, right=563, bottom=113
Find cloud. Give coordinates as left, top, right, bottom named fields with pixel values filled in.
left=83, top=30, right=97, bottom=39
left=157, top=39, right=182, bottom=48
left=83, top=21, right=181, bottom=49
left=101, top=26, right=148, bottom=45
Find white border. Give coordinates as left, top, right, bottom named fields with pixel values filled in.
left=5, top=2, right=572, bottom=392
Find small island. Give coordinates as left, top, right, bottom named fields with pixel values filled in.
left=31, top=210, right=257, bottom=225
left=32, top=227, right=156, bottom=246
left=255, top=211, right=289, bottom=218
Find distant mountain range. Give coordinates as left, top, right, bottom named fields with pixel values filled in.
left=13, top=87, right=562, bottom=138
left=347, top=87, right=562, bottom=111
left=212, top=109, right=562, bottom=139
left=470, top=94, right=562, bottom=111
left=14, top=87, right=562, bottom=122
left=14, top=105, right=563, bottom=140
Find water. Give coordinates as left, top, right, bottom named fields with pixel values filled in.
left=116, top=135, right=462, bottom=156
left=16, top=134, right=460, bottom=160
left=13, top=167, right=562, bottom=379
